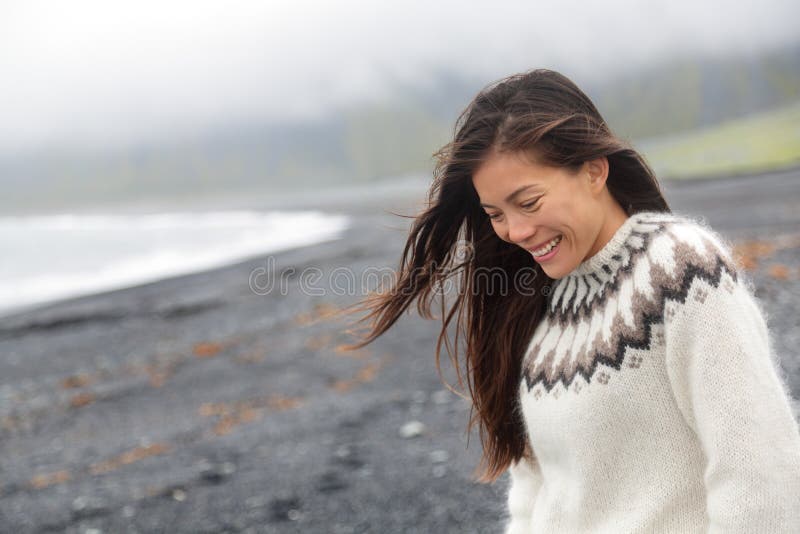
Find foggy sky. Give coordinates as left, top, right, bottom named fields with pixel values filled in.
left=1, top=0, right=797, bottom=155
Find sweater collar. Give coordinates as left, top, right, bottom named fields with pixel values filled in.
left=569, top=211, right=646, bottom=277
left=547, top=210, right=672, bottom=313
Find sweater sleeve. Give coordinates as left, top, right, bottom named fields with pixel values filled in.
left=504, top=453, right=543, bottom=534
left=663, top=272, right=800, bottom=532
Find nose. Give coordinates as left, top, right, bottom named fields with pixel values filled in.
left=506, top=213, right=535, bottom=245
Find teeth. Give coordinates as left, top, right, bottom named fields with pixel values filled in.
left=532, top=235, right=562, bottom=256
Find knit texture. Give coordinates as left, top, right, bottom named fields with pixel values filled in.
left=505, top=210, right=800, bottom=534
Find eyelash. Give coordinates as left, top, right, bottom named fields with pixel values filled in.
left=487, top=199, right=540, bottom=220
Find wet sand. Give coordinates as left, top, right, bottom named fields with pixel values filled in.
left=1, top=166, right=799, bottom=533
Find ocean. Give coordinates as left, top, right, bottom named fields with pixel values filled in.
left=0, top=209, right=350, bottom=318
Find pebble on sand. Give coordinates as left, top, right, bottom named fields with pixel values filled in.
left=399, top=420, right=426, bottom=438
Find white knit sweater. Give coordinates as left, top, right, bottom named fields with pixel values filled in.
left=505, top=210, right=800, bottom=533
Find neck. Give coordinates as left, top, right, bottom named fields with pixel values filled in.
left=548, top=210, right=675, bottom=314
left=583, top=197, right=629, bottom=263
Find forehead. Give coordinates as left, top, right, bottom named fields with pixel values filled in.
left=472, top=150, right=555, bottom=199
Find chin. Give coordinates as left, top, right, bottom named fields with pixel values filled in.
left=541, top=260, right=574, bottom=281
left=542, top=267, right=565, bottom=280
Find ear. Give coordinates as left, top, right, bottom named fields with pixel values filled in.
left=585, top=156, right=609, bottom=195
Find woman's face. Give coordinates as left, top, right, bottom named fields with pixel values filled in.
left=471, top=148, right=622, bottom=280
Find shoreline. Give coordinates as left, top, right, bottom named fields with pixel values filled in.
left=0, top=178, right=431, bottom=324
left=0, top=168, right=798, bottom=532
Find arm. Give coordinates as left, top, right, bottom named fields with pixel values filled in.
left=504, top=452, right=543, bottom=534
left=664, top=275, right=800, bottom=532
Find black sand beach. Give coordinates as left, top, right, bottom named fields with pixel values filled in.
left=1, top=167, right=799, bottom=533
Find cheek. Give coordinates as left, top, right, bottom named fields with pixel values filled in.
left=546, top=209, right=580, bottom=248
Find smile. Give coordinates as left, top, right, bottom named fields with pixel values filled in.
left=530, top=235, right=562, bottom=258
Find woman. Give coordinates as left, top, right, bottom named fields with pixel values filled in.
left=339, top=68, right=800, bottom=532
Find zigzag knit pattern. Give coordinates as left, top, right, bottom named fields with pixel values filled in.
left=522, top=211, right=740, bottom=395
left=505, top=210, right=800, bottom=534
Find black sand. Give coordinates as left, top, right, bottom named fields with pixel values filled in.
left=1, top=167, right=799, bottom=533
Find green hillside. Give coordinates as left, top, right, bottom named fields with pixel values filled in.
left=637, top=99, right=800, bottom=180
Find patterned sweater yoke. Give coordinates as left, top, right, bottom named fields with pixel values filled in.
left=504, top=210, right=800, bottom=534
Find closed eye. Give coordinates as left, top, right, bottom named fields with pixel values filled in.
left=485, top=198, right=540, bottom=220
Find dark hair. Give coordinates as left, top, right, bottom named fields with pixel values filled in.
left=337, top=68, right=671, bottom=482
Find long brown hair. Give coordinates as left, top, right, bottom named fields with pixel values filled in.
left=336, top=68, right=671, bottom=482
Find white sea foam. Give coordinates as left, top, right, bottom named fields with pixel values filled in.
left=0, top=209, right=350, bottom=317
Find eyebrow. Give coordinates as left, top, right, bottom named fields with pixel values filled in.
left=479, top=184, right=540, bottom=209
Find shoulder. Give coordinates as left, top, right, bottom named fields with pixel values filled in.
left=630, top=210, right=763, bottom=332
left=639, top=212, right=769, bottom=337
left=633, top=210, right=741, bottom=284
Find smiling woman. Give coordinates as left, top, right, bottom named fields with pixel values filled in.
left=337, top=68, right=800, bottom=533
left=472, top=147, right=629, bottom=280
